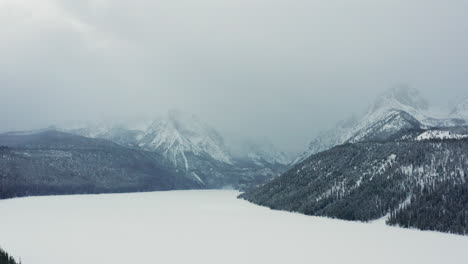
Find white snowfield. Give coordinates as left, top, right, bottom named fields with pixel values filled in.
left=0, top=191, right=467, bottom=264
left=416, top=130, right=468, bottom=141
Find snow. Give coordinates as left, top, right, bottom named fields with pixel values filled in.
left=56, top=111, right=291, bottom=177
left=61, top=110, right=235, bottom=169
left=377, top=154, right=397, bottom=175
left=416, top=130, right=468, bottom=141
left=192, top=172, right=204, bottom=185
left=0, top=190, right=467, bottom=264
left=295, top=87, right=468, bottom=164
left=139, top=110, right=233, bottom=165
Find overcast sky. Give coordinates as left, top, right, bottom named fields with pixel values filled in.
left=1, top=0, right=468, bottom=153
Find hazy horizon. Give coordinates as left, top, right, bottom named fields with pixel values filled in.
left=2, top=0, right=468, bottom=153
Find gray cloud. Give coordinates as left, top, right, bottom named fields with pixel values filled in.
left=1, top=0, right=468, bottom=153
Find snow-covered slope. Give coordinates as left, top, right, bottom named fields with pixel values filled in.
left=292, top=117, right=358, bottom=164
left=68, top=124, right=144, bottom=148
left=138, top=110, right=232, bottom=169
left=242, top=128, right=468, bottom=234
left=415, top=130, right=468, bottom=141
left=62, top=110, right=288, bottom=188
left=295, top=87, right=468, bottom=164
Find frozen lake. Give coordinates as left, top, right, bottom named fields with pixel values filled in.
left=0, top=190, right=467, bottom=264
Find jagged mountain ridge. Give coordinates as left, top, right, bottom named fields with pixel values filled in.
left=294, top=87, right=468, bottom=164
left=241, top=127, right=468, bottom=234
left=64, top=110, right=290, bottom=189
left=137, top=110, right=233, bottom=169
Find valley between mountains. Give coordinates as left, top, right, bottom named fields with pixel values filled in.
left=1, top=87, right=468, bottom=235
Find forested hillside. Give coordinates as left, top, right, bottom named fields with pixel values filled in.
left=241, top=131, right=468, bottom=234
left=0, top=131, right=199, bottom=199
left=0, top=248, right=20, bottom=264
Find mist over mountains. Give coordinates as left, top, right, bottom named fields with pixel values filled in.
left=294, top=86, right=468, bottom=164
left=1, top=86, right=468, bottom=234
left=1, top=2, right=468, bottom=263
left=0, top=109, right=291, bottom=197
left=241, top=86, right=468, bottom=234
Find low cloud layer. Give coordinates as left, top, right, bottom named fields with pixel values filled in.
left=2, top=0, right=468, bottom=152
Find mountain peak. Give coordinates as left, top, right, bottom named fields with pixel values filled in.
left=293, top=86, right=431, bottom=164
left=141, top=110, right=233, bottom=167
left=371, top=86, right=429, bottom=113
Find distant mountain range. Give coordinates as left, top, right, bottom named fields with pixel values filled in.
left=0, top=110, right=291, bottom=199
left=293, top=87, right=468, bottom=164
left=242, top=87, right=468, bottom=235
left=65, top=110, right=291, bottom=189
left=2, top=86, right=467, bottom=235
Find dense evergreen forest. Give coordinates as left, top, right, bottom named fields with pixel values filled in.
left=0, top=248, right=20, bottom=264
left=0, top=131, right=199, bottom=200
left=388, top=182, right=468, bottom=235
left=240, top=136, right=468, bottom=235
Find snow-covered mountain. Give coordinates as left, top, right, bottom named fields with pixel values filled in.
left=68, top=124, right=144, bottom=148
left=65, top=110, right=233, bottom=169
left=294, top=87, right=468, bottom=164
left=64, top=110, right=288, bottom=189
left=231, top=138, right=291, bottom=167
left=241, top=126, right=468, bottom=235
left=292, top=117, right=359, bottom=164
left=246, top=144, right=291, bottom=167
left=137, top=110, right=232, bottom=169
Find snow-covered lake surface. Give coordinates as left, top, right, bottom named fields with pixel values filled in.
left=0, top=190, right=467, bottom=264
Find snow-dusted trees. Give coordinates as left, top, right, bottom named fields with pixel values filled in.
left=388, top=182, right=468, bottom=234
left=240, top=136, right=468, bottom=235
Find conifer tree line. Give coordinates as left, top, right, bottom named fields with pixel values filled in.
left=0, top=248, right=20, bottom=264
left=240, top=138, right=468, bottom=235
